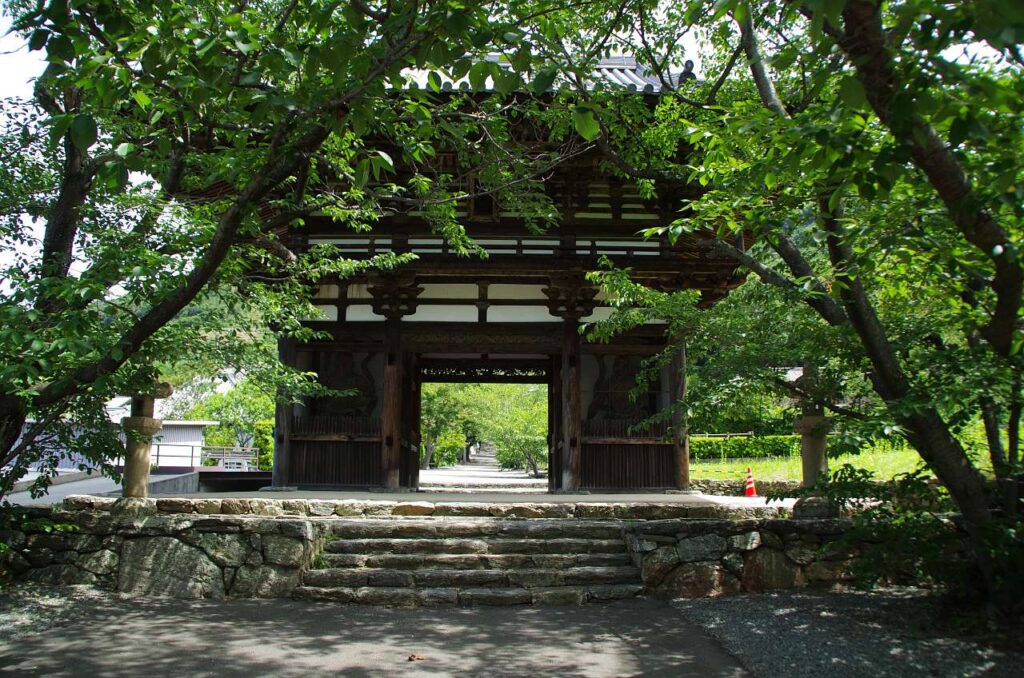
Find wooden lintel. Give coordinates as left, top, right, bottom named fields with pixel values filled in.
left=581, top=436, right=671, bottom=446
left=289, top=434, right=382, bottom=443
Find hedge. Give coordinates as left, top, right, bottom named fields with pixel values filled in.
left=689, top=435, right=801, bottom=461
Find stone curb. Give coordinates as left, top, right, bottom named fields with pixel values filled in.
left=59, top=494, right=790, bottom=521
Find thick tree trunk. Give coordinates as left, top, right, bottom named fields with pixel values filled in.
left=1009, top=374, right=1022, bottom=468
left=837, top=0, right=1023, bottom=358
left=420, top=441, right=434, bottom=470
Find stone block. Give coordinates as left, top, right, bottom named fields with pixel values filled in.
left=784, top=543, right=820, bottom=566
left=418, top=588, right=458, bottom=606
left=728, top=531, right=762, bottom=552
left=118, top=536, right=225, bottom=599
left=220, top=498, right=252, bottom=515
left=758, top=530, right=784, bottom=550
left=187, top=533, right=251, bottom=567
left=361, top=501, right=399, bottom=517
left=63, top=495, right=116, bottom=511
left=156, top=498, right=197, bottom=514
left=262, top=535, right=306, bottom=567
left=573, top=503, right=617, bottom=519
left=25, top=563, right=99, bottom=586
left=432, top=503, right=492, bottom=517
left=793, top=496, right=840, bottom=519
left=281, top=500, right=310, bottom=515
left=355, top=587, right=421, bottom=606
left=532, top=587, right=586, bottom=605
left=277, top=520, right=315, bottom=541
left=805, top=559, right=852, bottom=583
left=392, top=501, right=435, bottom=516
left=111, top=498, right=158, bottom=516
left=306, top=500, right=339, bottom=517
left=640, top=546, right=680, bottom=587
left=675, top=534, right=727, bottom=563
left=742, top=548, right=805, bottom=592
left=231, top=564, right=300, bottom=598
left=193, top=499, right=223, bottom=515
left=332, top=500, right=365, bottom=517
left=458, top=588, right=531, bottom=606
left=78, top=548, right=119, bottom=576
left=248, top=499, right=283, bottom=517
left=722, top=552, right=744, bottom=577
left=658, top=562, right=740, bottom=598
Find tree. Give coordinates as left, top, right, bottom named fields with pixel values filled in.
left=419, top=382, right=473, bottom=468
left=0, top=0, right=563, bottom=500
left=519, top=0, right=1023, bottom=616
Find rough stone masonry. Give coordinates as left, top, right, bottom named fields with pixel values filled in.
left=1, top=495, right=859, bottom=601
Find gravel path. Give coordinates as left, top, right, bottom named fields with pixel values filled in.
left=673, top=587, right=1020, bottom=678
left=0, top=584, right=128, bottom=640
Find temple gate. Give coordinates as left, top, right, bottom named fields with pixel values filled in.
left=272, top=60, right=746, bottom=492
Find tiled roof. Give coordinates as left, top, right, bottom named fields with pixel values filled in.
left=405, top=55, right=690, bottom=94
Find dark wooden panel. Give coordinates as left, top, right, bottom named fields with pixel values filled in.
left=580, top=444, right=674, bottom=489
left=288, top=441, right=382, bottom=486
left=288, top=416, right=382, bottom=486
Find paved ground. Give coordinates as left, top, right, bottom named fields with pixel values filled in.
left=6, top=475, right=121, bottom=506
left=419, top=451, right=548, bottom=493
left=0, top=588, right=744, bottom=677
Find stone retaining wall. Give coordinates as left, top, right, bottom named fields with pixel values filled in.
left=2, top=500, right=858, bottom=602
left=1, top=505, right=323, bottom=599
left=688, top=479, right=801, bottom=497
left=624, top=518, right=858, bottom=598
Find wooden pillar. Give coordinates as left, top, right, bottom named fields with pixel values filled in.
left=380, top=317, right=403, bottom=490
left=669, top=342, right=690, bottom=490
left=548, top=356, right=562, bottom=492
left=561, top=317, right=583, bottom=491
left=272, top=337, right=296, bottom=487
left=406, top=352, right=421, bottom=490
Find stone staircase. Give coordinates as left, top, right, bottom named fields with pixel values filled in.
left=293, top=518, right=643, bottom=606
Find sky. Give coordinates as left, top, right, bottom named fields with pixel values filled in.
left=0, top=15, right=44, bottom=99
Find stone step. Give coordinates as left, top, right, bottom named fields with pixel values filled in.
left=326, top=519, right=626, bottom=540
left=324, top=537, right=627, bottom=555
left=291, top=583, right=644, bottom=606
left=321, top=552, right=634, bottom=570
left=305, top=565, right=639, bottom=589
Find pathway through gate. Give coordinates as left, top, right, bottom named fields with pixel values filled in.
left=418, top=444, right=548, bottom=493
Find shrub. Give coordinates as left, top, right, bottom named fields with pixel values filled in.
left=689, top=435, right=801, bottom=460
left=430, top=429, right=467, bottom=468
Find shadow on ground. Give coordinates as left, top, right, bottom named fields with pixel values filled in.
left=0, top=595, right=745, bottom=677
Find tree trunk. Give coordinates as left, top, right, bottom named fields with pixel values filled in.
left=420, top=441, right=435, bottom=470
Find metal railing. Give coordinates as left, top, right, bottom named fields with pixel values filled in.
left=150, top=444, right=260, bottom=471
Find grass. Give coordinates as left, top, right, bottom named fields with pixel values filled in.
left=691, top=445, right=934, bottom=483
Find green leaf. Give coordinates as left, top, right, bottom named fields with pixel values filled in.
left=114, top=142, right=135, bottom=158
left=132, top=91, right=152, bottom=108
left=573, top=109, right=601, bottom=141
left=46, top=34, right=74, bottom=63
left=28, top=29, right=49, bottom=52
left=468, top=61, right=490, bottom=91
left=531, top=67, right=558, bottom=94
left=427, top=71, right=442, bottom=93
left=838, top=76, right=868, bottom=110
left=70, top=115, right=98, bottom=151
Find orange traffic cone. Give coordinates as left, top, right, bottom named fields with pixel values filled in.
left=744, top=467, right=758, bottom=497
